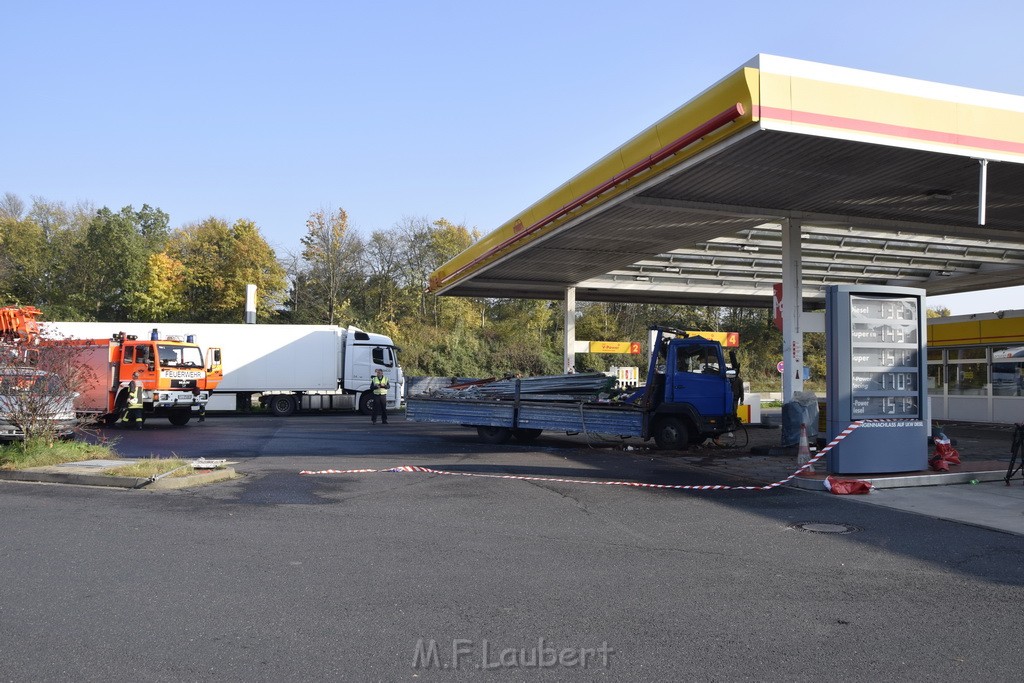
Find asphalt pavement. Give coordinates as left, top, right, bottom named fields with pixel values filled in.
left=0, top=413, right=1021, bottom=681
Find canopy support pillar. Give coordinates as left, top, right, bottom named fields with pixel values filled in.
left=563, top=286, right=576, bottom=373
left=781, top=218, right=805, bottom=401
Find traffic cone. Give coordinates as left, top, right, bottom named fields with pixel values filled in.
left=797, top=423, right=815, bottom=475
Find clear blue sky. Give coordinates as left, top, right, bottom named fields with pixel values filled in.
left=4, top=0, right=1022, bottom=315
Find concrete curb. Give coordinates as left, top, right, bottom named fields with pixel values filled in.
left=0, top=465, right=238, bottom=490
left=145, top=468, right=237, bottom=490
left=0, top=469, right=148, bottom=488
left=785, top=468, right=1008, bottom=490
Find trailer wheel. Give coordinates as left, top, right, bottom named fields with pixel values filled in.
left=358, top=392, right=374, bottom=415
left=476, top=426, right=512, bottom=444
left=168, top=411, right=191, bottom=427
left=511, top=428, right=543, bottom=443
left=269, top=395, right=296, bottom=417
left=653, top=416, right=689, bottom=450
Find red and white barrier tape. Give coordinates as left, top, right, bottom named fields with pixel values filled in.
left=299, top=421, right=866, bottom=491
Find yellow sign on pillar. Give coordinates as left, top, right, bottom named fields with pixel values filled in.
left=685, top=331, right=739, bottom=347
left=589, top=341, right=633, bottom=354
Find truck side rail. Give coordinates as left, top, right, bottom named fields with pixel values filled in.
left=406, top=397, right=514, bottom=427
left=406, top=396, right=646, bottom=438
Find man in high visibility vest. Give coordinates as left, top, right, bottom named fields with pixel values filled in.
left=370, top=368, right=389, bottom=425
left=123, top=372, right=144, bottom=430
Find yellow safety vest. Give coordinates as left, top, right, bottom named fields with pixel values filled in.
left=127, top=385, right=144, bottom=409
left=371, top=375, right=389, bottom=395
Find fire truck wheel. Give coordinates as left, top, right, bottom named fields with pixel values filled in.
left=269, top=395, right=296, bottom=417
left=476, top=426, right=512, bottom=444
left=511, top=428, right=543, bottom=443
left=653, top=416, right=689, bottom=450
left=168, top=411, right=191, bottom=426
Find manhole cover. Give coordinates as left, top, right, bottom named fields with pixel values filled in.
left=790, top=522, right=859, bottom=534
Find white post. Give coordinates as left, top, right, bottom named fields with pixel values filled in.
left=564, top=286, right=576, bottom=373
left=245, top=284, right=257, bottom=324
left=781, top=219, right=804, bottom=400
left=978, top=158, right=989, bottom=226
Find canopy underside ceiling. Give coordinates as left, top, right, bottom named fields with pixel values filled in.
left=444, top=131, right=1024, bottom=308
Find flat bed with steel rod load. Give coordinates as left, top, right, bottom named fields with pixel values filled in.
left=407, top=326, right=743, bottom=450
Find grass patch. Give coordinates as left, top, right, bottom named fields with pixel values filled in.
left=105, top=458, right=194, bottom=478
left=0, top=438, right=116, bottom=470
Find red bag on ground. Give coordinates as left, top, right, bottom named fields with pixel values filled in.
left=824, top=476, right=873, bottom=494
left=929, top=454, right=951, bottom=472
left=933, top=438, right=960, bottom=465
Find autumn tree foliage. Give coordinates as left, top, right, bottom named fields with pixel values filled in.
left=165, top=217, right=287, bottom=322
left=294, top=208, right=363, bottom=325
left=1, top=191, right=797, bottom=387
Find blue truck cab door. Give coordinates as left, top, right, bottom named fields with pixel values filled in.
left=665, top=338, right=733, bottom=418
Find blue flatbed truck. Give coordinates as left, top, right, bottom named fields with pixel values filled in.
left=406, top=326, right=742, bottom=450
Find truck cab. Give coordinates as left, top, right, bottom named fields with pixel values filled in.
left=342, top=326, right=404, bottom=414
left=110, top=333, right=223, bottom=426
left=644, top=327, right=740, bottom=448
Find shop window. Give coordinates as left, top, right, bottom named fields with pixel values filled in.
left=949, top=346, right=986, bottom=361
left=948, top=362, right=987, bottom=395
left=926, top=364, right=945, bottom=392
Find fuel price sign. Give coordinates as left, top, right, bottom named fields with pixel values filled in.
left=825, top=286, right=927, bottom=474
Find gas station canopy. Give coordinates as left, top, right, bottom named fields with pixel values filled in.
left=429, top=55, right=1024, bottom=308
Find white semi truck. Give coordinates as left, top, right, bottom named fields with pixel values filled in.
left=41, top=322, right=403, bottom=416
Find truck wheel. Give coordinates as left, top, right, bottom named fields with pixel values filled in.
left=358, top=392, right=374, bottom=415
left=511, top=428, right=543, bottom=443
left=269, top=395, right=296, bottom=416
left=653, top=416, right=689, bottom=450
left=476, top=426, right=512, bottom=444
left=168, top=411, right=191, bottom=427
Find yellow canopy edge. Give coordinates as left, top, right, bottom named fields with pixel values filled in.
left=428, top=65, right=760, bottom=292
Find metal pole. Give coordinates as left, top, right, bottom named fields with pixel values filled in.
left=978, top=158, right=989, bottom=226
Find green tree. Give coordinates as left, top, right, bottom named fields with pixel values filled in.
left=0, top=217, right=48, bottom=305
left=0, top=195, right=96, bottom=318
left=362, top=228, right=404, bottom=325
left=296, top=208, right=364, bottom=325
left=166, top=217, right=286, bottom=323
left=60, top=206, right=156, bottom=319
left=396, top=217, right=480, bottom=326
left=131, top=252, right=187, bottom=320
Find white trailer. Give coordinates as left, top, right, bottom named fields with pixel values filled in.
left=41, top=322, right=404, bottom=416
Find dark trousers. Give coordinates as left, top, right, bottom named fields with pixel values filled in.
left=371, top=394, right=388, bottom=423
left=125, top=408, right=143, bottom=429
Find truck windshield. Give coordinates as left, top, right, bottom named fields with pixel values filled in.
left=157, top=344, right=204, bottom=368
left=677, top=345, right=720, bottom=374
